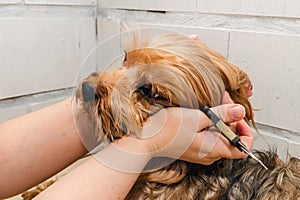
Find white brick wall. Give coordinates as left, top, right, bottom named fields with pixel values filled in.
left=0, top=1, right=97, bottom=124
left=24, top=0, right=95, bottom=6
left=0, top=19, right=79, bottom=99
left=98, top=0, right=300, bottom=18
left=98, top=0, right=197, bottom=12
left=197, top=0, right=300, bottom=18
left=0, top=0, right=22, bottom=4
left=97, top=17, right=122, bottom=71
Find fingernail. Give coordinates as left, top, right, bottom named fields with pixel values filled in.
left=231, top=105, right=245, bottom=119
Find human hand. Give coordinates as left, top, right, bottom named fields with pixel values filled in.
left=142, top=103, right=253, bottom=165
left=94, top=94, right=253, bottom=172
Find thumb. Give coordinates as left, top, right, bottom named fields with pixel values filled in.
left=197, top=104, right=246, bottom=131
left=211, top=104, right=246, bottom=124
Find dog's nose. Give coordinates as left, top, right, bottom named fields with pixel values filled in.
left=82, top=81, right=97, bottom=103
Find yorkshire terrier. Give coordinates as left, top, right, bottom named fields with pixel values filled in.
left=22, top=31, right=300, bottom=199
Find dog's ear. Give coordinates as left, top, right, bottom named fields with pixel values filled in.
left=82, top=81, right=98, bottom=103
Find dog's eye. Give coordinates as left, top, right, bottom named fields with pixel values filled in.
left=139, top=87, right=152, bottom=97
left=138, top=85, right=153, bottom=98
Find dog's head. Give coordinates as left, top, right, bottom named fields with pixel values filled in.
left=76, top=32, right=254, bottom=142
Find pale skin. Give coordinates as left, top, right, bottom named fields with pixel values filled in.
left=0, top=93, right=253, bottom=199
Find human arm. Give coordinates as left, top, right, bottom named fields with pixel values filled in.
left=33, top=103, right=253, bottom=199
left=0, top=98, right=87, bottom=198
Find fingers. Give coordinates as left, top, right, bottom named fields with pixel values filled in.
left=222, top=91, right=234, bottom=104
left=147, top=103, right=253, bottom=164
left=245, top=88, right=253, bottom=97
left=196, top=103, right=245, bottom=132
left=210, top=104, right=245, bottom=124
left=217, top=119, right=253, bottom=159
left=236, top=119, right=254, bottom=150
left=188, top=34, right=199, bottom=40
left=222, top=88, right=253, bottom=103
left=196, top=103, right=253, bottom=161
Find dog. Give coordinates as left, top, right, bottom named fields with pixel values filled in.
left=22, top=31, right=300, bottom=199
left=75, top=31, right=300, bottom=199
left=76, top=31, right=255, bottom=143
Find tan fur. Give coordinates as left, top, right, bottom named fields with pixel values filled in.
left=76, top=33, right=254, bottom=141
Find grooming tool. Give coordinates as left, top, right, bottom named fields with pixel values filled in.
left=199, top=105, right=268, bottom=170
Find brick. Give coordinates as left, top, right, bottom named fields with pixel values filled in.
left=228, top=31, right=300, bottom=132
left=288, top=141, right=300, bottom=160
left=97, top=17, right=121, bottom=71
left=98, top=0, right=197, bottom=12
left=0, top=105, right=29, bottom=123
left=197, top=0, right=234, bottom=14
left=283, top=0, right=300, bottom=18
left=25, top=0, right=95, bottom=6
left=197, top=0, right=292, bottom=18
left=0, top=0, right=22, bottom=4
left=76, top=18, right=98, bottom=85
left=0, top=19, right=93, bottom=99
left=232, top=0, right=286, bottom=17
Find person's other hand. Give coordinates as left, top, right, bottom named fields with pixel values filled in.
left=143, top=102, right=253, bottom=165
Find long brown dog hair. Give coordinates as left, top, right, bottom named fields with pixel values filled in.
left=76, top=31, right=254, bottom=142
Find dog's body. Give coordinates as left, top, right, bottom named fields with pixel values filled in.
left=22, top=31, right=300, bottom=199
left=127, top=150, right=300, bottom=200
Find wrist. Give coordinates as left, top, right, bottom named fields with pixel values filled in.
left=114, top=136, right=152, bottom=155
left=93, top=136, right=152, bottom=173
